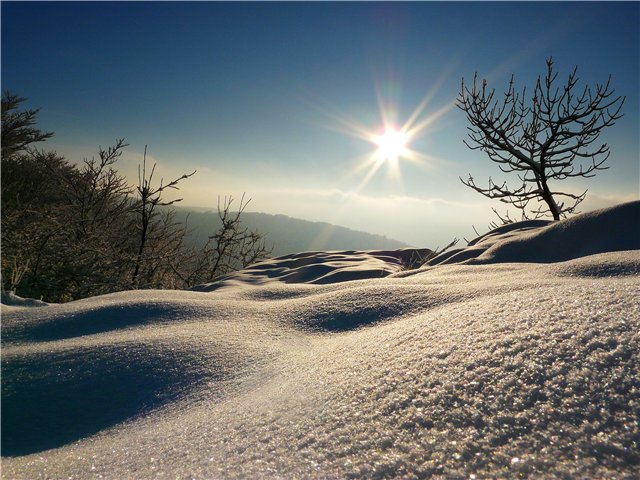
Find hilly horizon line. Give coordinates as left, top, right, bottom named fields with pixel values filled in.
left=171, top=204, right=413, bottom=256
left=180, top=204, right=407, bottom=239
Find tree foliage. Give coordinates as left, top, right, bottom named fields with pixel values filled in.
left=1, top=93, right=271, bottom=302
left=458, top=58, right=625, bottom=221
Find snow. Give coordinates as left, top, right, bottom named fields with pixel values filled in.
left=191, top=248, right=433, bottom=291
left=2, top=201, right=639, bottom=479
left=0, top=291, right=48, bottom=313
left=426, top=201, right=639, bottom=266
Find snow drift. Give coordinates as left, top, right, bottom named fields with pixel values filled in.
left=425, top=200, right=639, bottom=266
left=1, top=201, right=639, bottom=479
left=191, top=248, right=434, bottom=291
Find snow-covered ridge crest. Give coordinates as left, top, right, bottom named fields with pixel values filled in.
left=425, top=200, right=639, bottom=266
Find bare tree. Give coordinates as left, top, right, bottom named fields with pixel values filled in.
left=2, top=137, right=136, bottom=300
left=55, top=141, right=136, bottom=297
left=1, top=93, right=70, bottom=299
left=52, top=140, right=132, bottom=239
left=163, top=194, right=272, bottom=288
left=20, top=141, right=136, bottom=300
left=131, top=146, right=196, bottom=287
left=1, top=93, right=270, bottom=300
left=457, top=57, right=625, bottom=220
left=202, top=194, right=271, bottom=280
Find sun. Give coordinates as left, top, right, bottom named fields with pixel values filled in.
left=374, top=127, right=408, bottom=163
left=311, top=81, right=455, bottom=191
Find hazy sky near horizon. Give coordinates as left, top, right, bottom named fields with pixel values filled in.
left=3, top=2, right=638, bottom=247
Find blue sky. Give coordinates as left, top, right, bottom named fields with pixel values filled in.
left=2, top=2, right=638, bottom=247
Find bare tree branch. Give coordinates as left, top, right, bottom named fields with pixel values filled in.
left=131, top=145, right=196, bottom=287
left=458, top=57, right=625, bottom=220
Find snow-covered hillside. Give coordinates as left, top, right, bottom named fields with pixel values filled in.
left=2, top=201, right=639, bottom=479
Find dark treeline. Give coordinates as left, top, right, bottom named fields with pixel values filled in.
left=1, top=92, right=271, bottom=302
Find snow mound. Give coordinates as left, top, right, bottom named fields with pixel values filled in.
left=2, top=203, right=639, bottom=479
left=426, top=200, right=639, bottom=266
left=192, top=248, right=433, bottom=291
left=1, top=291, right=48, bottom=312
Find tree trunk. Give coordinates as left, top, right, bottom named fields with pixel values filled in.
left=131, top=214, right=148, bottom=287
left=539, top=177, right=561, bottom=221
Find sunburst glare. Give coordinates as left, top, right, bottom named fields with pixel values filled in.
left=301, top=76, right=457, bottom=198
left=374, top=127, right=408, bottom=164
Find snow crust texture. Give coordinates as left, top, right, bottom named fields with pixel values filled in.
left=2, top=202, right=639, bottom=479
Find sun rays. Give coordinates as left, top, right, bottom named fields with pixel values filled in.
left=303, top=77, right=456, bottom=197
left=355, top=95, right=454, bottom=193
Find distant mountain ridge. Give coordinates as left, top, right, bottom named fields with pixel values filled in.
left=172, top=207, right=410, bottom=257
